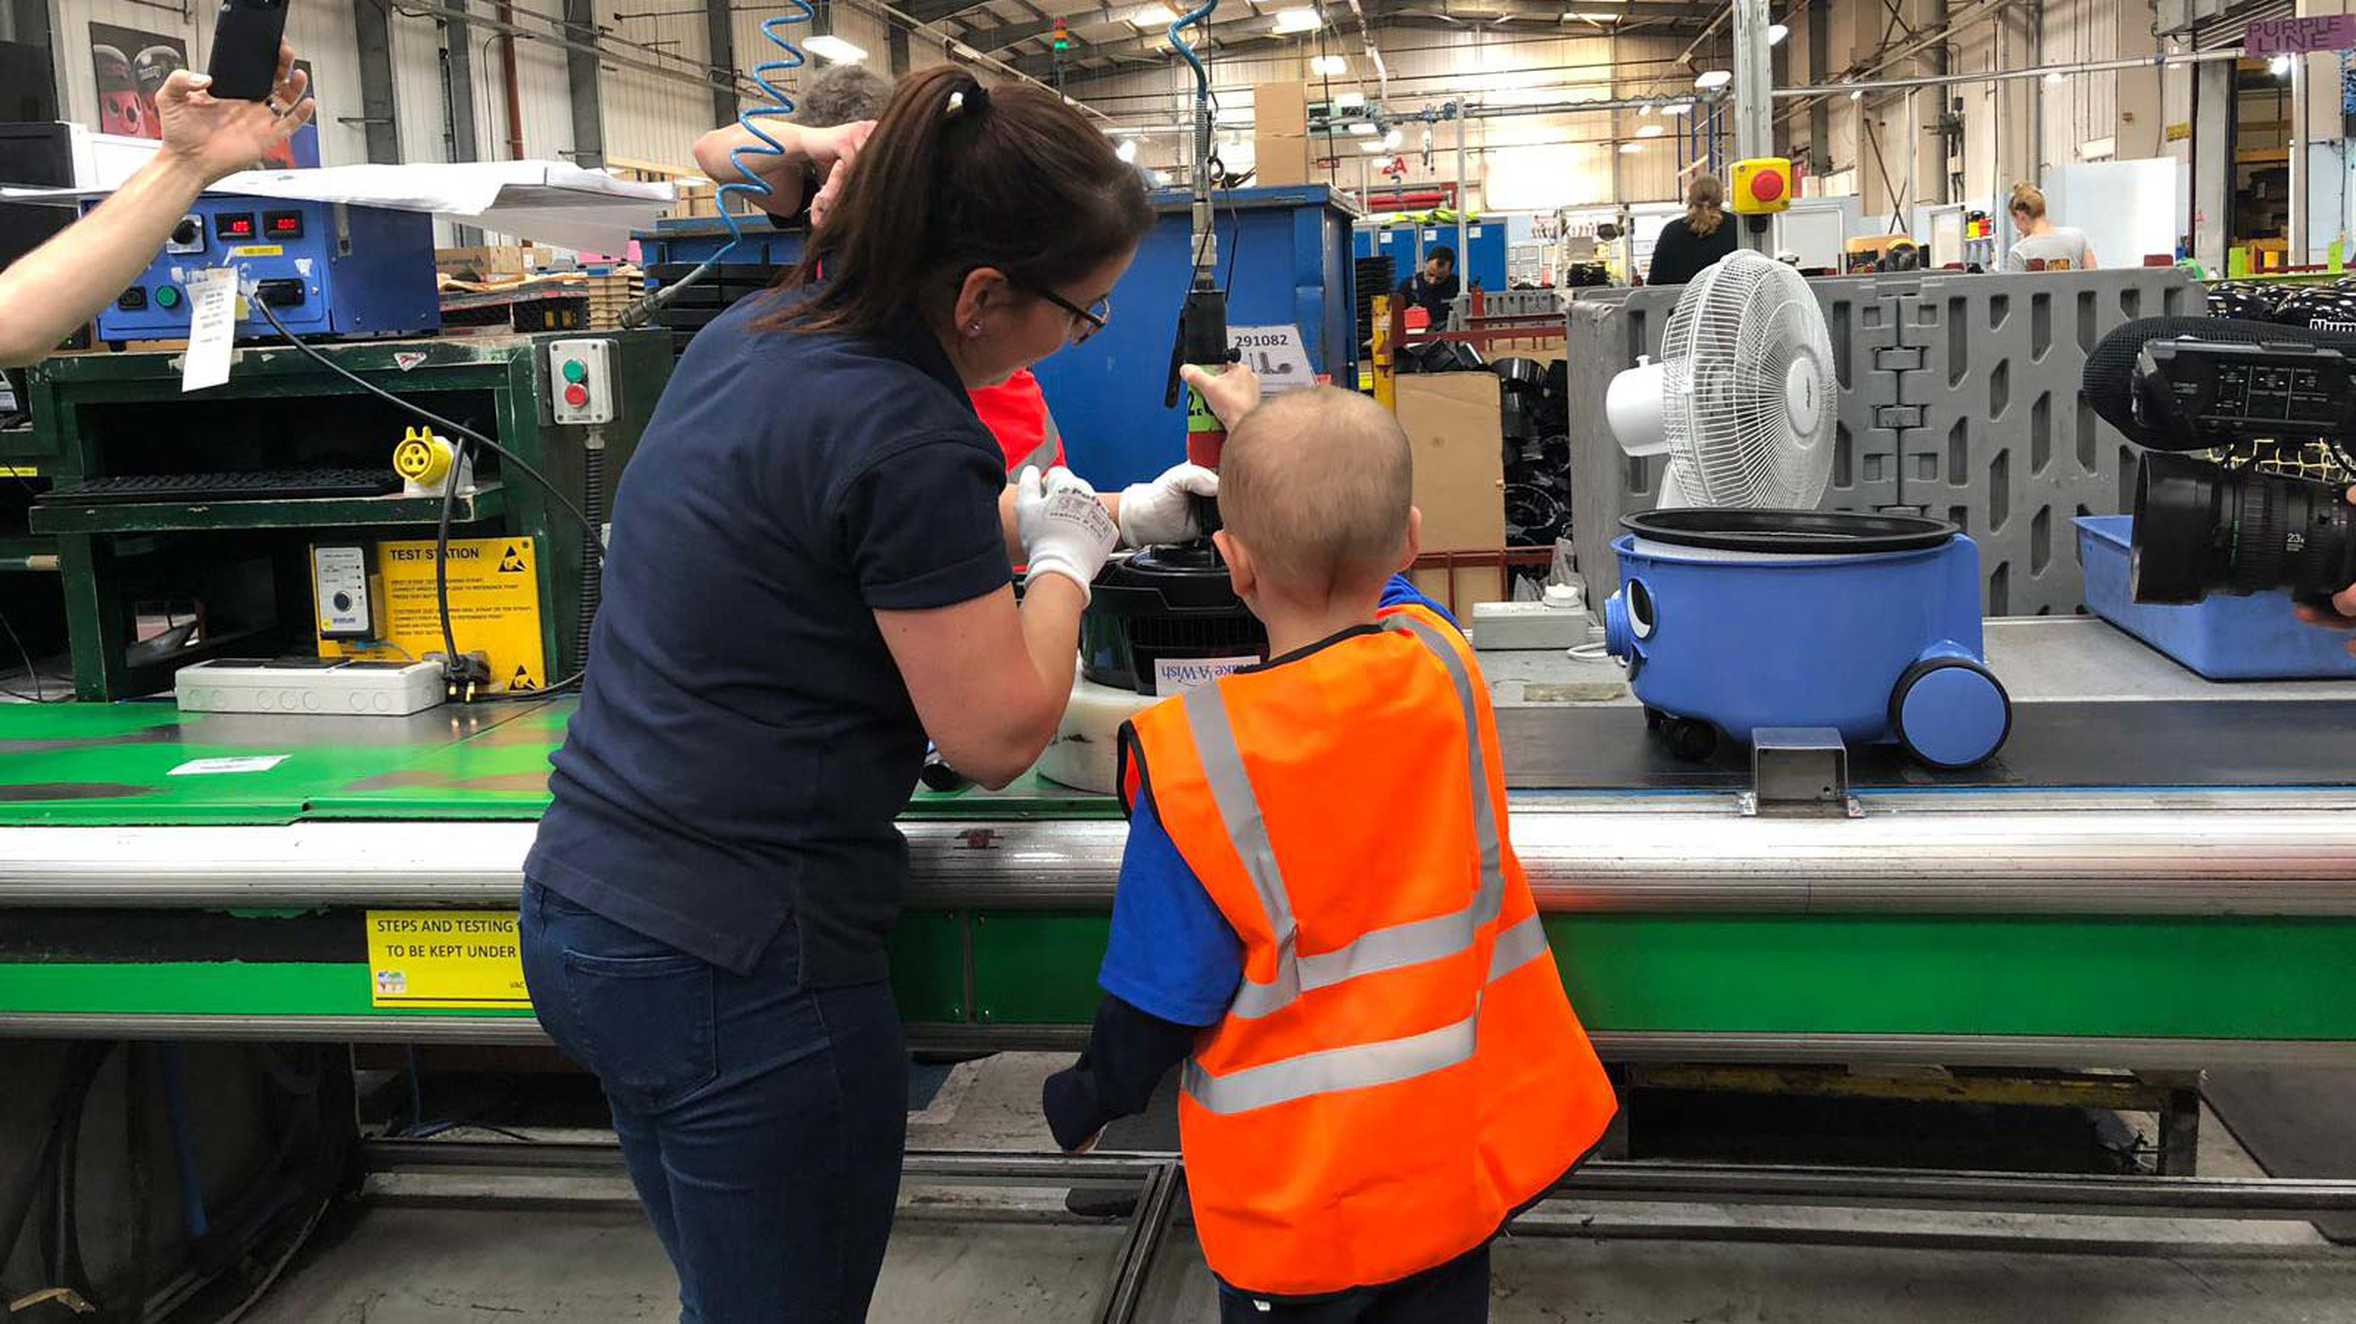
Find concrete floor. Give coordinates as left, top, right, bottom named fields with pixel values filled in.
left=247, top=1054, right=2356, bottom=1324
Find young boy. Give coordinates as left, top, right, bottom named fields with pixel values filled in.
left=1042, top=386, right=1619, bottom=1322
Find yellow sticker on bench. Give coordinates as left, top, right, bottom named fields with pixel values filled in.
left=365, top=910, right=530, bottom=1010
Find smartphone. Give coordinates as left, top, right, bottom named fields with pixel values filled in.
left=205, top=0, right=290, bottom=102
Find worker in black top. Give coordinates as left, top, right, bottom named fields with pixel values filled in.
left=1644, top=173, right=1739, bottom=287
left=1397, top=244, right=1460, bottom=320
left=519, top=69, right=1211, bottom=1321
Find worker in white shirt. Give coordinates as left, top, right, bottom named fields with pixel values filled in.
left=0, top=43, right=313, bottom=367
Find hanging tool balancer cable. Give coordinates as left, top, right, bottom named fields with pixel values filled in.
left=1161, top=0, right=1241, bottom=446
left=619, top=4, right=813, bottom=328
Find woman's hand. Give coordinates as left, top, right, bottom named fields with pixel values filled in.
left=1117, top=463, right=1219, bottom=548
left=692, top=118, right=874, bottom=224
left=805, top=120, right=874, bottom=227
left=1016, top=466, right=1118, bottom=600
left=1180, top=361, right=1262, bottom=430
left=155, top=44, right=314, bottom=185
left=2294, top=488, right=2356, bottom=653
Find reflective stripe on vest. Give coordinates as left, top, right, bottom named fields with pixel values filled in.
left=1011, top=406, right=1063, bottom=474
left=1183, top=911, right=1552, bottom=1116
left=1179, top=612, right=1532, bottom=1116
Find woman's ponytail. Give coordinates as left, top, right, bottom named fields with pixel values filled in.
left=765, top=66, right=1151, bottom=340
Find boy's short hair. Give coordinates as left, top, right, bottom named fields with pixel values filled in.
left=1219, top=386, right=1413, bottom=599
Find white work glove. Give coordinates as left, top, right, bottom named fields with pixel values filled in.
left=1117, top=463, right=1221, bottom=548
left=1017, top=466, right=1118, bottom=602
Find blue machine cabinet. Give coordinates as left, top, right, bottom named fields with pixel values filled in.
left=1036, top=185, right=1361, bottom=487
left=91, top=196, right=439, bottom=344
left=1354, top=219, right=1508, bottom=295
left=629, top=188, right=1360, bottom=488
left=635, top=215, right=806, bottom=269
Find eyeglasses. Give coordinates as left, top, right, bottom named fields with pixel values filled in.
left=1036, top=288, right=1112, bottom=345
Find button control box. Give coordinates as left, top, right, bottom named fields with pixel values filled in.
left=549, top=338, right=618, bottom=425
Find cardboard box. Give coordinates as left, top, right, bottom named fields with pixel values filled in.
left=1252, top=81, right=1311, bottom=187
left=434, top=245, right=543, bottom=281
left=1396, top=372, right=1505, bottom=551
left=1398, top=372, right=1511, bottom=613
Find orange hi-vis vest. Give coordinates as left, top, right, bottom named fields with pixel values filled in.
left=1120, top=601, right=1619, bottom=1297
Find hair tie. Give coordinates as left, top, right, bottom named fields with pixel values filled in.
left=946, top=84, right=989, bottom=119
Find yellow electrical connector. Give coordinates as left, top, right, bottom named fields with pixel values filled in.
left=392, top=426, right=455, bottom=490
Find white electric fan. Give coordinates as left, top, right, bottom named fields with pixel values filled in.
left=1603, top=249, right=1837, bottom=510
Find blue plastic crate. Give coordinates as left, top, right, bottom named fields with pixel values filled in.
left=2075, top=515, right=2356, bottom=680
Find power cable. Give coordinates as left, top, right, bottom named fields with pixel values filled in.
left=247, top=295, right=604, bottom=698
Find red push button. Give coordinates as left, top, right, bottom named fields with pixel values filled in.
left=563, top=384, right=590, bottom=407
left=1750, top=170, right=1786, bottom=203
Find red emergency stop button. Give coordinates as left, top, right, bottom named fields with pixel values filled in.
left=563, top=384, right=590, bottom=408
left=1750, top=170, right=1787, bottom=204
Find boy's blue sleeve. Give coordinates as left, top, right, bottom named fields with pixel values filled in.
left=1380, top=573, right=1462, bottom=634
left=1097, top=790, right=1243, bottom=1028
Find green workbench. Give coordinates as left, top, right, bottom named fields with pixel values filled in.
left=2, top=697, right=2355, bottom=1068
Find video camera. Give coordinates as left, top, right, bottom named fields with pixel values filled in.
left=2089, top=323, right=2356, bottom=609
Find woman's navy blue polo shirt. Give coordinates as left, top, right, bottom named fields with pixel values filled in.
left=527, top=292, right=1012, bottom=985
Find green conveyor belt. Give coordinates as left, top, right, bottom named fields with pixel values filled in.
left=0, top=700, right=1117, bottom=825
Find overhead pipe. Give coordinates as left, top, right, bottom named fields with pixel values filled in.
left=1772, top=45, right=2245, bottom=97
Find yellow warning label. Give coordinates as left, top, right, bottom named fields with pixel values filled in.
left=365, top=910, right=530, bottom=1010
left=230, top=245, right=286, bottom=258
left=318, top=536, right=547, bottom=691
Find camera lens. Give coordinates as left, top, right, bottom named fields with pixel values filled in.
left=2131, top=453, right=2356, bottom=605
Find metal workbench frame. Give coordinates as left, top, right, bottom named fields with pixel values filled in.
left=6, top=788, right=2356, bottom=1066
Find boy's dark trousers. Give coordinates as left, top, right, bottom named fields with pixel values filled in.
left=1216, top=1244, right=1491, bottom=1323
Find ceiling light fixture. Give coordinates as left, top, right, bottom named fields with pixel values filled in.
left=1619, top=141, right=1643, bottom=153
left=1348, top=120, right=1378, bottom=135
left=1272, top=6, right=1321, bottom=32
left=1129, top=4, right=1176, bottom=28
left=1768, top=22, right=1788, bottom=43
left=1695, top=69, right=1732, bottom=89
left=803, top=34, right=867, bottom=62
left=1116, top=138, right=1139, bottom=162
left=1310, top=53, right=1347, bottom=75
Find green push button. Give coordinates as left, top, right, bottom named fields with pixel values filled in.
left=154, top=285, right=182, bottom=310
left=562, top=359, right=587, bottom=384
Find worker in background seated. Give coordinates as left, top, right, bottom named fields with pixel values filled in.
left=1397, top=243, right=1460, bottom=322
left=0, top=43, right=313, bottom=367
left=1042, top=383, right=1619, bottom=1324
left=2005, top=182, right=2097, bottom=272
left=695, top=62, right=1069, bottom=473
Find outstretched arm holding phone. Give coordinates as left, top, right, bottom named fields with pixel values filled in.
left=0, top=42, right=313, bottom=367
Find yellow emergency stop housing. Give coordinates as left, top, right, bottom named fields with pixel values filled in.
left=392, top=426, right=456, bottom=495
left=1730, top=157, right=1795, bottom=214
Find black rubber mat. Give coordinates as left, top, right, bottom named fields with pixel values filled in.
left=2202, top=1071, right=2356, bottom=1244
left=1497, top=699, right=2356, bottom=791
